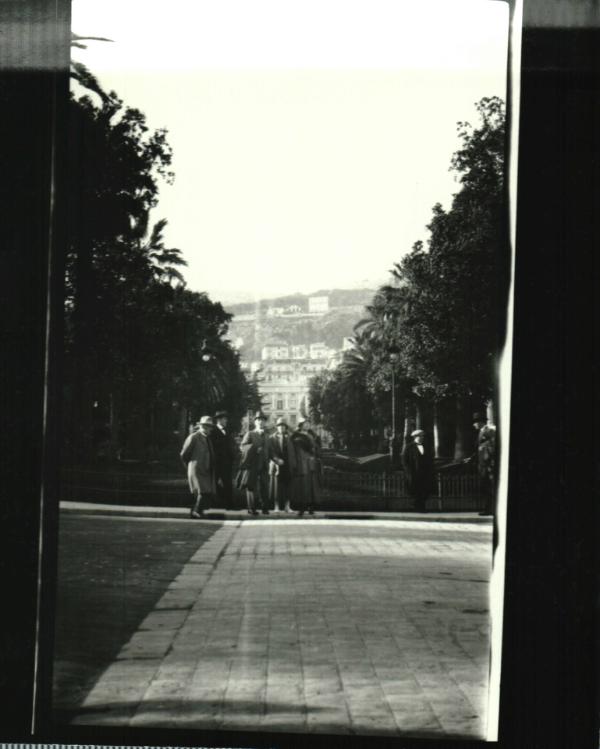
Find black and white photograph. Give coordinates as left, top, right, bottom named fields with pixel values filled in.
left=43, top=0, right=517, bottom=742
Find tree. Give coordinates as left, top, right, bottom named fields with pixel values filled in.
left=389, top=97, right=507, bottom=456
left=63, top=67, right=255, bottom=461
left=338, top=97, right=507, bottom=459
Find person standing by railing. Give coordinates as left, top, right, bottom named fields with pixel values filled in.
left=401, top=428, right=435, bottom=513
left=470, top=412, right=497, bottom=517
left=291, top=418, right=316, bottom=516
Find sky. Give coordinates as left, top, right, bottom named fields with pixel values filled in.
left=71, top=0, right=509, bottom=305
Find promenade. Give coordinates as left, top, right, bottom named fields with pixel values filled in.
left=65, top=515, right=493, bottom=739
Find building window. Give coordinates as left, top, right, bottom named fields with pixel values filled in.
left=277, top=399, right=284, bottom=410
left=289, top=414, right=297, bottom=426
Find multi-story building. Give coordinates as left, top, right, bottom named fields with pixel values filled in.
left=242, top=338, right=340, bottom=430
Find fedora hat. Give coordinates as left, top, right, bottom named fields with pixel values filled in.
left=275, top=417, right=288, bottom=427
left=472, top=412, right=486, bottom=423
left=214, top=410, right=228, bottom=419
left=254, top=411, right=267, bottom=421
left=198, top=415, right=214, bottom=426
left=411, top=429, right=425, bottom=437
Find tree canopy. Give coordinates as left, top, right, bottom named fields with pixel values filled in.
left=64, top=66, right=261, bottom=462
left=309, top=97, right=507, bottom=457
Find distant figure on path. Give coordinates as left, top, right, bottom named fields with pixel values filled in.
left=291, top=418, right=317, bottom=516
left=402, top=428, right=434, bottom=512
left=237, top=411, right=271, bottom=515
left=268, top=417, right=297, bottom=513
left=211, top=410, right=236, bottom=509
left=180, top=415, right=216, bottom=519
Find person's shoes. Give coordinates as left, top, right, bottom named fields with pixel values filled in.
left=262, top=509, right=270, bottom=515
left=190, top=510, right=203, bottom=519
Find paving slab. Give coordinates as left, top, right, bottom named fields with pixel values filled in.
left=70, top=518, right=493, bottom=739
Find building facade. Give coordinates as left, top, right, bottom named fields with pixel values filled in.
left=242, top=338, right=338, bottom=432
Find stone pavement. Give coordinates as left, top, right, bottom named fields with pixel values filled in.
left=71, top=518, right=493, bottom=739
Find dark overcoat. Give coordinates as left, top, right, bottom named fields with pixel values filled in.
left=211, top=425, right=236, bottom=480
left=235, top=429, right=270, bottom=491
left=291, top=430, right=318, bottom=508
left=401, top=441, right=434, bottom=499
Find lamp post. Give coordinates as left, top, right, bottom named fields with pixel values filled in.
left=388, top=346, right=400, bottom=469
left=188, top=339, right=217, bottom=431
left=200, top=339, right=215, bottom=363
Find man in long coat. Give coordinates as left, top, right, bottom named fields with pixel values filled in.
left=210, top=410, right=236, bottom=509
left=291, top=418, right=317, bottom=516
left=402, top=428, right=434, bottom=512
left=237, top=412, right=271, bottom=515
left=180, top=415, right=216, bottom=518
left=472, top=411, right=497, bottom=517
left=268, top=417, right=297, bottom=513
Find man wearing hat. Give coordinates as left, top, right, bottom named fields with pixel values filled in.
left=401, top=428, right=435, bottom=512
left=180, top=416, right=217, bottom=518
left=268, top=417, right=297, bottom=513
left=291, top=418, right=317, bottom=516
left=237, top=411, right=271, bottom=515
left=211, top=410, right=236, bottom=510
left=471, top=411, right=497, bottom=517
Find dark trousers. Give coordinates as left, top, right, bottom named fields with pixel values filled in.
left=247, top=471, right=269, bottom=511
left=216, top=471, right=232, bottom=509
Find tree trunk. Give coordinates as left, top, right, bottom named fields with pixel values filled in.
left=415, top=399, right=424, bottom=430
left=433, top=402, right=441, bottom=458
left=71, top=243, right=96, bottom=461
left=108, top=390, right=120, bottom=460
left=453, top=394, right=471, bottom=460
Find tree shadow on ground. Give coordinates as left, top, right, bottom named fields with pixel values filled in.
left=53, top=698, right=484, bottom=741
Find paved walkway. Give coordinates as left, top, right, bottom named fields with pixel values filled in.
left=71, top=519, right=493, bottom=739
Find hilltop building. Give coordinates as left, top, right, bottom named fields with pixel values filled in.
left=308, top=295, right=329, bottom=314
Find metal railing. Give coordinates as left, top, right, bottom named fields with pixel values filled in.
left=60, top=466, right=485, bottom=511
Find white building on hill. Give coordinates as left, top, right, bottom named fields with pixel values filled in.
left=308, top=295, right=329, bottom=314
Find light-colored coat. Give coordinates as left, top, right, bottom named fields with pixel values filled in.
left=180, top=431, right=216, bottom=495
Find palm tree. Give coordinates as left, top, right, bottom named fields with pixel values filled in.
left=125, top=215, right=187, bottom=287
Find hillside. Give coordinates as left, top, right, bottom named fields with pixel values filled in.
left=226, top=288, right=375, bottom=317
left=226, top=289, right=375, bottom=360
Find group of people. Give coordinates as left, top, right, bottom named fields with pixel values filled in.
left=180, top=408, right=497, bottom=519
left=400, top=412, right=497, bottom=515
left=179, top=410, right=321, bottom=519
